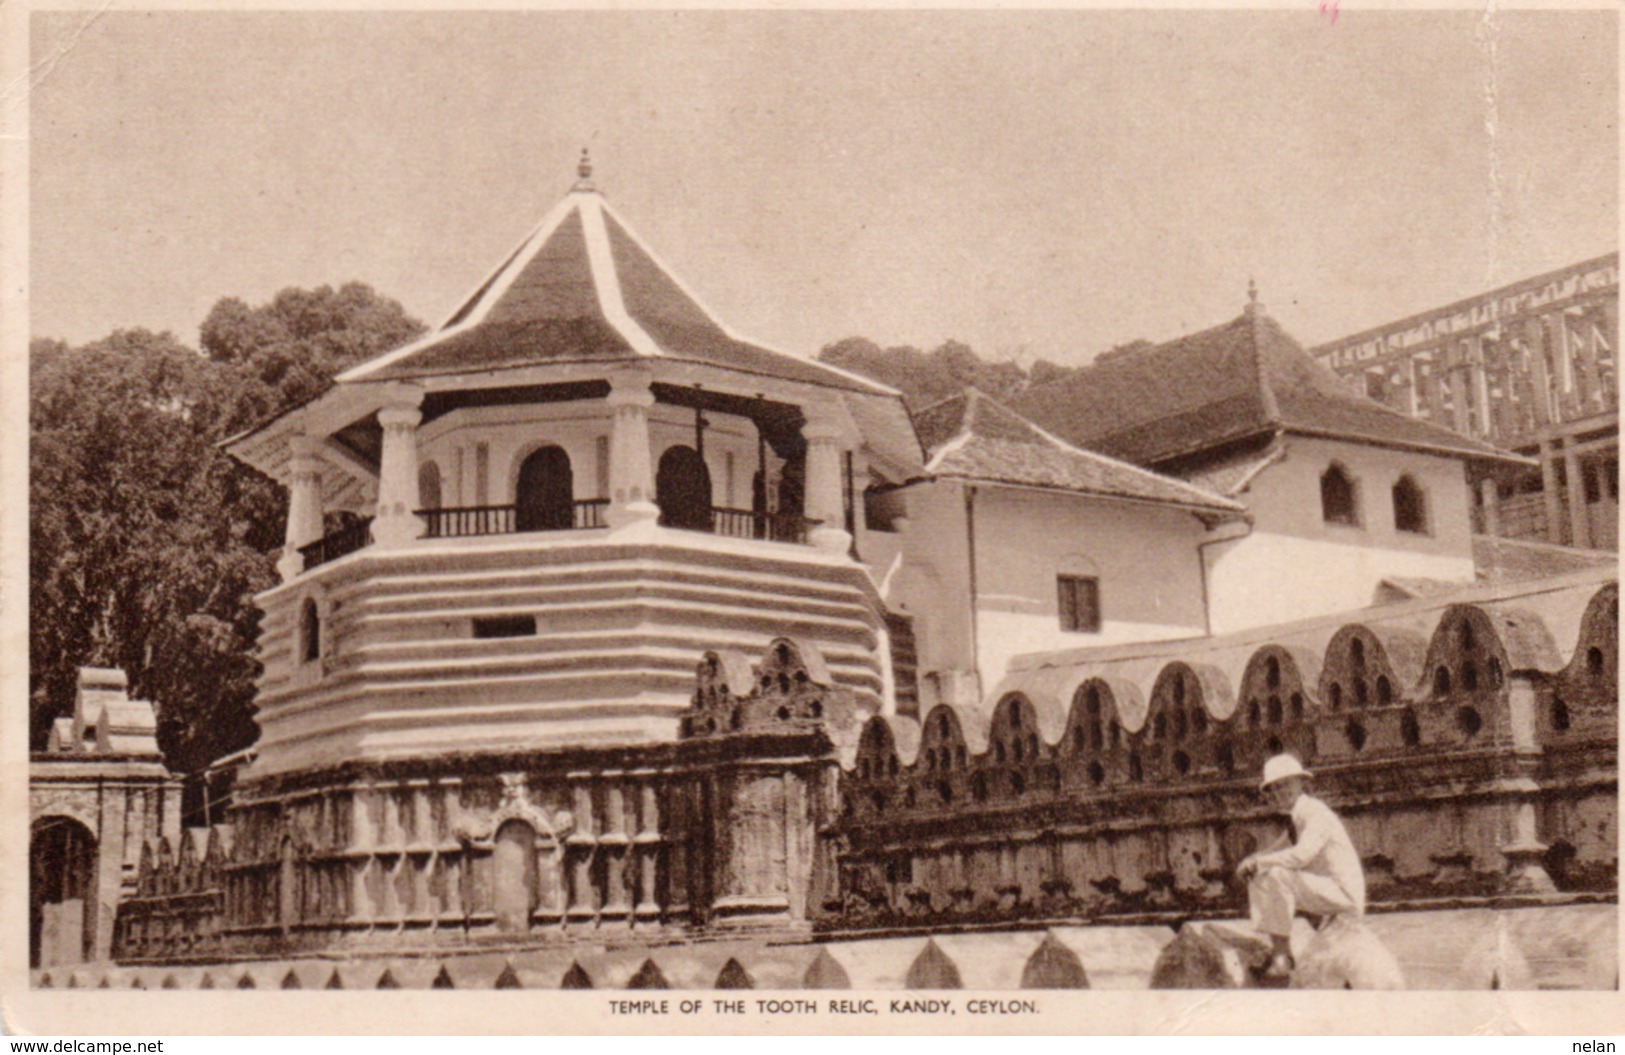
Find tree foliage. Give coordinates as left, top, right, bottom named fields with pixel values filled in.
left=819, top=336, right=1057, bottom=411
left=30, top=285, right=423, bottom=772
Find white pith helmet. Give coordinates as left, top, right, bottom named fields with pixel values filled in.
left=1259, top=753, right=1313, bottom=790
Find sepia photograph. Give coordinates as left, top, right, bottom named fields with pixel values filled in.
left=6, top=2, right=1621, bottom=1037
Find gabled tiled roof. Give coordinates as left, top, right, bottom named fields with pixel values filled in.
left=340, top=160, right=893, bottom=396
left=1012, top=306, right=1525, bottom=468
left=912, top=389, right=1244, bottom=515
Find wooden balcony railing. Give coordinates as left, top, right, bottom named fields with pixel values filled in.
left=299, top=517, right=374, bottom=571
left=709, top=507, right=820, bottom=545
left=298, top=499, right=814, bottom=573
left=420, top=499, right=610, bottom=539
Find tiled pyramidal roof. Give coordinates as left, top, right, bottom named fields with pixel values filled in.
left=1012, top=304, right=1520, bottom=468
left=913, top=388, right=1244, bottom=514
left=341, top=156, right=889, bottom=394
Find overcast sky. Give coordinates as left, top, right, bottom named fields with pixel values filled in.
left=29, top=8, right=1618, bottom=366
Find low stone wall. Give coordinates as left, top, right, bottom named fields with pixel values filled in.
left=52, top=902, right=1623, bottom=990
left=826, top=578, right=1617, bottom=929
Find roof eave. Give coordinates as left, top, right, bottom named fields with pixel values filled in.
left=910, top=471, right=1247, bottom=519
left=1279, top=425, right=1538, bottom=468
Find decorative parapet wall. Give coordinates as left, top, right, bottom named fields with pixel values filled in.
left=825, top=572, right=1617, bottom=930
left=112, top=572, right=1615, bottom=963
left=114, top=639, right=854, bottom=963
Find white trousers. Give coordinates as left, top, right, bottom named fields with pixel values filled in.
left=1248, top=863, right=1360, bottom=938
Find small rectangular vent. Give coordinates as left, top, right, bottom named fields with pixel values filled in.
left=472, top=615, right=536, bottom=639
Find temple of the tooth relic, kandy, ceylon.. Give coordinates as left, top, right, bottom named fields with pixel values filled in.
left=33, top=157, right=1618, bottom=990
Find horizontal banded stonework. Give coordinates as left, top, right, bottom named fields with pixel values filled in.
left=251, top=535, right=890, bottom=777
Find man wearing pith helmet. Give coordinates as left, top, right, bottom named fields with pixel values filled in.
left=1236, top=753, right=1367, bottom=979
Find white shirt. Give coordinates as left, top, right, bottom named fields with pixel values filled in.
left=1255, top=793, right=1366, bottom=914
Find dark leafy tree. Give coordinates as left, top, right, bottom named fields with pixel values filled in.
left=30, top=285, right=423, bottom=772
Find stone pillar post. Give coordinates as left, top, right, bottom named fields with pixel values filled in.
left=278, top=436, right=327, bottom=581
left=1399, top=356, right=1419, bottom=417
left=634, top=781, right=662, bottom=921
left=600, top=781, right=631, bottom=920
left=803, top=409, right=853, bottom=556
left=1563, top=440, right=1591, bottom=549
left=1540, top=440, right=1566, bottom=546
left=1479, top=476, right=1501, bottom=540
left=605, top=370, right=660, bottom=532
left=373, top=391, right=426, bottom=548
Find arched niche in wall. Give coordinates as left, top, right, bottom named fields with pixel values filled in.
left=492, top=819, right=538, bottom=933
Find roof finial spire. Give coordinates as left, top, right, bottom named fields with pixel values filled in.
left=1245, top=276, right=1262, bottom=316
left=573, top=147, right=597, bottom=192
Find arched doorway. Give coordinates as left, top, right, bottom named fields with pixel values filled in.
left=492, top=820, right=538, bottom=933
left=657, top=445, right=714, bottom=531
left=30, top=817, right=97, bottom=968
left=516, top=446, right=574, bottom=531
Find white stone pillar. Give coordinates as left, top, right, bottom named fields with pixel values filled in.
left=803, top=412, right=852, bottom=556
left=278, top=436, right=327, bottom=581
left=373, top=393, right=426, bottom=549
left=606, top=369, right=660, bottom=531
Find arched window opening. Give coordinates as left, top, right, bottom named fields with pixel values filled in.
left=1290, top=693, right=1305, bottom=720
left=1011, top=772, right=1026, bottom=796
left=1172, top=676, right=1186, bottom=706
left=1461, top=662, right=1478, bottom=692
left=655, top=445, right=713, bottom=532
left=1321, top=465, right=1360, bottom=526
left=1350, top=637, right=1366, bottom=671
left=1248, top=699, right=1262, bottom=725
left=1128, top=754, right=1143, bottom=782
left=1344, top=719, right=1367, bottom=752
left=1392, top=475, right=1428, bottom=534
left=300, top=599, right=320, bottom=664
left=1216, top=740, right=1235, bottom=775
left=1266, top=735, right=1284, bottom=755
left=1328, top=683, right=1343, bottom=711
left=1265, top=657, right=1281, bottom=688
left=1353, top=679, right=1368, bottom=707
left=1551, top=697, right=1571, bottom=732
left=1088, top=762, right=1105, bottom=785
left=1459, top=620, right=1475, bottom=650
left=1456, top=706, right=1483, bottom=738
left=1586, top=647, right=1605, bottom=677
left=516, top=445, right=575, bottom=531
left=1376, top=676, right=1393, bottom=706
left=418, top=461, right=442, bottom=512
left=1172, top=751, right=1191, bottom=775
left=1434, top=666, right=1452, bottom=696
